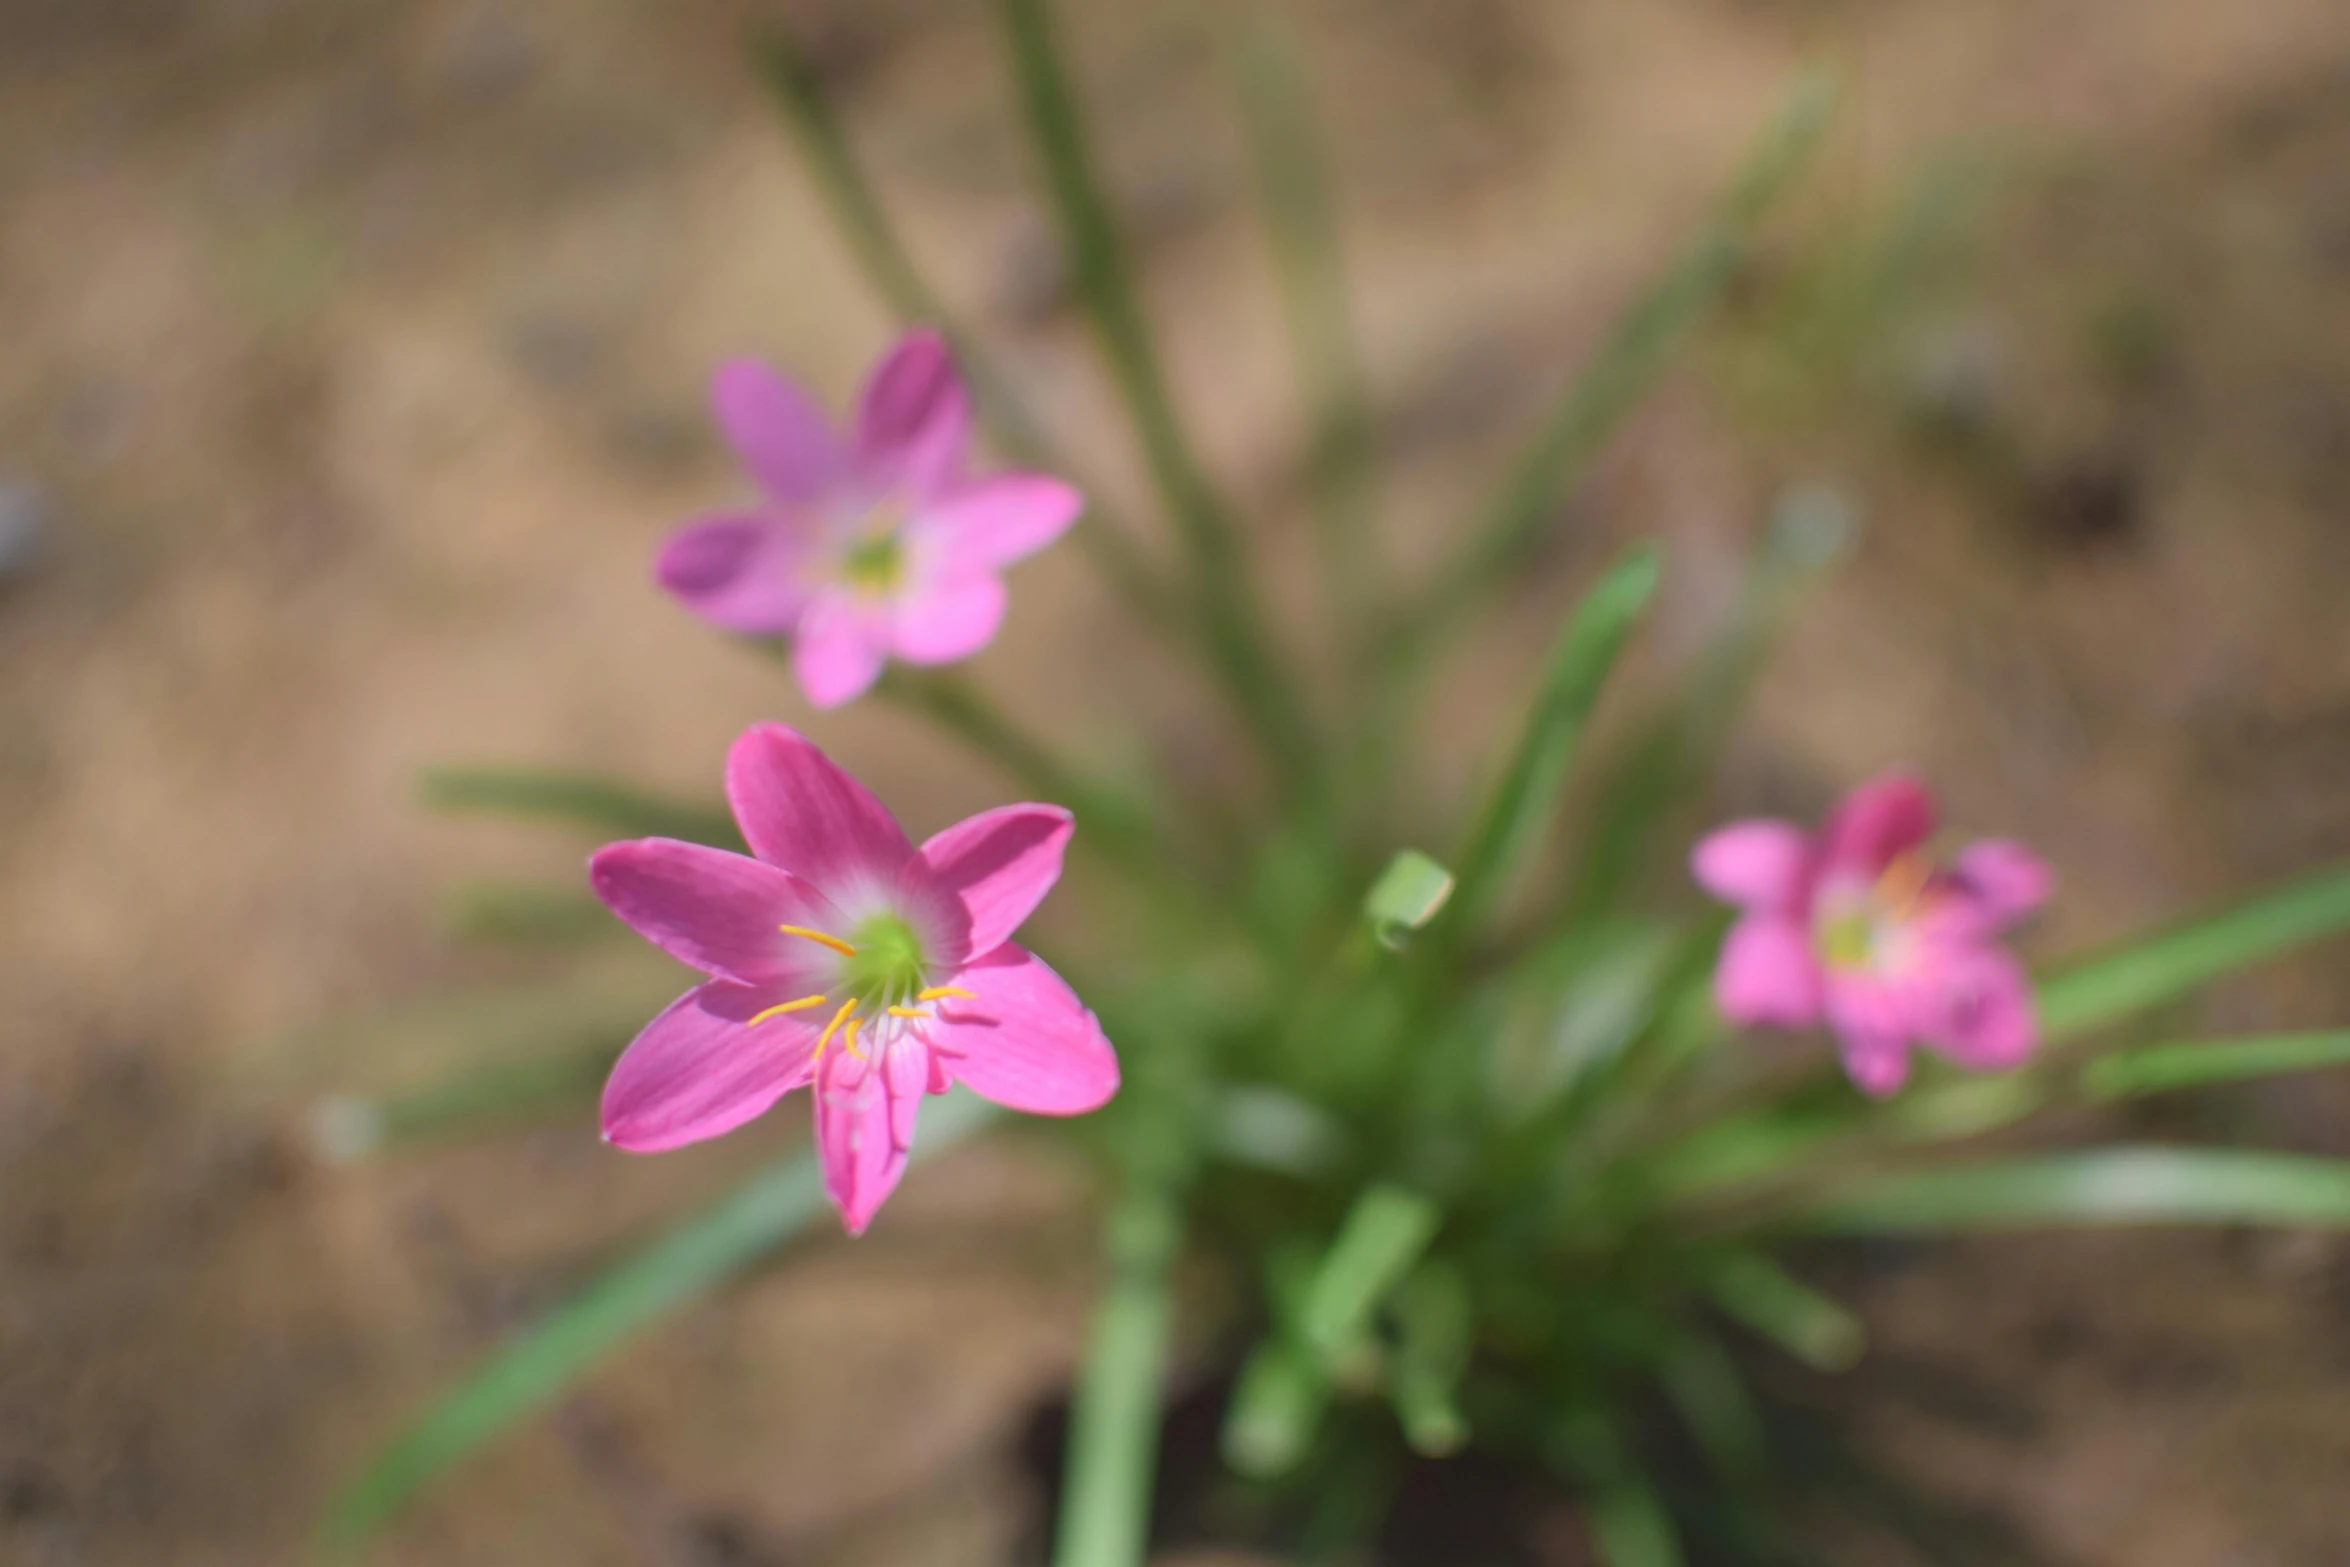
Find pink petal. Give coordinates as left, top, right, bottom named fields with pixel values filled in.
left=655, top=515, right=809, bottom=635
left=712, top=359, right=842, bottom=503
left=725, top=723, right=915, bottom=898
left=1824, top=967, right=1914, bottom=1046
left=791, top=596, right=890, bottom=709
left=1821, top=771, right=1936, bottom=878
left=1836, top=1029, right=1913, bottom=1098
left=602, top=982, right=822, bottom=1152
left=1691, top=821, right=1813, bottom=912
left=916, top=475, right=1083, bottom=571
left=814, top=1045, right=913, bottom=1234
left=1918, top=945, right=2039, bottom=1071
left=1714, top=915, right=1824, bottom=1029
left=1954, top=839, right=2053, bottom=929
left=890, top=574, right=1007, bottom=666
left=926, top=944, right=1119, bottom=1115
left=590, top=838, right=846, bottom=986
left=908, top=803, right=1072, bottom=961
left=854, top=328, right=970, bottom=497
left=884, top=1036, right=931, bottom=1153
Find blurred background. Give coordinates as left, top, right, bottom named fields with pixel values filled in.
left=5, top=0, right=2350, bottom=1562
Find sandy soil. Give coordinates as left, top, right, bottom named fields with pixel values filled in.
left=4, top=0, right=2350, bottom=1561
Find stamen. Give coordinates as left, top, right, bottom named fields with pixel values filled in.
left=779, top=923, right=857, bottom=957
left=916, top=986, right=974, bottom=1002
left=747, top=993, right=830, bottom=1027
left=886, top=1005, right=927, bottom=1018
left=809, top=996, right=859, bottom=1069
left=842, top=1017, right=865, bottom=1059
left=1876, top=850, right=1934, bottom=917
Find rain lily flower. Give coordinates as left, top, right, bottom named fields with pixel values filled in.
left=658, top=328, right=1083, bottom=708
left=589, top=722, right=1120, bottom=1232
left=1691, top=772, right=2052, bottom=1098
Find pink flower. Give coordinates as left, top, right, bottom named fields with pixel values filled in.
left=1691, top=772, right=2052, bottom=1098
left=589, top=723, right=1120, bottom=1233
left=658, top=328, right=1083, bottom=709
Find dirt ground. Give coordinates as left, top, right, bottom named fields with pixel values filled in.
left=4, top=0, right=2350, bottom=1562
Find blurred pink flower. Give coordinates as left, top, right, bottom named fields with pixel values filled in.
left=590, top=723, right=1119, bottom=1233
left=658, top=328, right=1083, bottom=708
left=1691, top=772, right=2051, bottom=1097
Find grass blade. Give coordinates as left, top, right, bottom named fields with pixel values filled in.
left=1222, top=1336, right=1330, bottom=1479
left=1299, top=1182, right=1442, bottom=1360
left=419, top=767, right=741, bottom=848
left=321, top=1091, right=999, bottom=1554
left=2039, top=862, right=2350, bottom=1041
left=1659, top=1328, right=1766, bottom=1480
left=1549, top=1404, right=1685, bottom=1567
left=1560, top=486, right=1856, bottom=924
left=747, top=24, right=1178, bottom=631
left=2083, top=1030, right=2350, bottom=1100
left=1792, top=1146, right=2350, bottom=1232
left=1390, top=1263, right=1472, bottom=1456
left=1229, top=13, right=1382, bottom=645
left=1700, top=1250, right=1863, bottom=1371
left=995, top=0, right=1320, bottom=796
left=1448, top=547, right=1661, bottom=936
left=1389, top=69, right=1835, bottom=665
left=1054, top=1180, right=1184, bottom=1567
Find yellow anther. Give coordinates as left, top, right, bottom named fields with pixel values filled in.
left=842, top=1017, right=865, bottom=1059
left=747, top=993, right=830, bottom=1028
left=916, top=986, right=975, bottom=1002
left=809, top=996, right=859, bottom=1069
left=1876, top=850, right=1934, bottom=917
left=778, top=923, right=857, bottom=957
left=886, top=1005, right=927, bottom=1018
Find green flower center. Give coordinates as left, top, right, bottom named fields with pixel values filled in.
left=842, top=533, right=905, bottom=593
left=1818, top=909, right=1874, bottom=970
left=838, top=911, right=928, bottom=1008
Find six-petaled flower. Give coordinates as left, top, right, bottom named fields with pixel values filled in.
left=590, top=723, right=1120, bottom=1233
left=1692, top=771, right=2052, bottom=1097
left=657, top=328, right=1083, bottom=708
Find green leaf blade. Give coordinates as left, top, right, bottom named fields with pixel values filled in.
left=1449, top=547, right=1661, bottom=936
left=2039, top=863, right=2350, bottom=1041
left=1394, top=70, right=1835, bottom=657
left=1300, top=1183, right=1442, bottom=1360
left=1792, top=1146, right=2350, bottom=1233
left=2084, top=1031, right=2350, bottom=1100
left=322, top=1093, right=998, bottom=1554
left=1701, top=1249, right=1864, bottom=1371
left=1230, top=13, right=1382, bottom=643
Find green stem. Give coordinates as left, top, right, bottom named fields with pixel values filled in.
left=994, top=0, right=1322, bottom=801
left=1054, top=1180, right=1183, bottom=1567
left=1229, top=15, right=1381, bottom=652
left=873, top=666, right=1161, bottom=871
left=1385, top=70, right=1834, bottom=669
left=747, top=24, right=1181, bottom=635
left=1353, top=72, right=1834, bottom=810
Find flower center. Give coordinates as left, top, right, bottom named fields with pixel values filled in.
left=1818, top=909, right=1875, bottom=970
left=838, top=911, right=928, bottom=1009
left=1815, top=851, right=1939, bottom=973
left=841, top=532, right=905, bottom=593
left=748, top=914, right=973, bottom=1069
